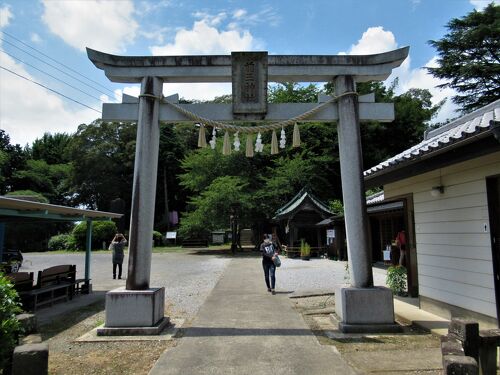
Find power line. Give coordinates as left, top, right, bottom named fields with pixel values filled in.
left=1, top=30, right=116, bottom=97
left=0, top=37, right=117, bottom=101
left=0, top=65, right=102, bottom=114
left=0, top=48, right=104, bottom=103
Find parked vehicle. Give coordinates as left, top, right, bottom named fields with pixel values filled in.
left=0, top=249, right=23, bottom=273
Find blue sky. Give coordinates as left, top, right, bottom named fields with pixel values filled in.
left=0, top=0, right=495, bottom=146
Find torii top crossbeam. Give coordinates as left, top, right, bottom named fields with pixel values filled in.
left=86, top=47, right=409, bottom=83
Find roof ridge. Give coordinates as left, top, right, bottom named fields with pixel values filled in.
left=426, top=99, right=500, bottom=140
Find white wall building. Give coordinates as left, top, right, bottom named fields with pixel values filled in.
left=364, top=100, right=500, bottom=328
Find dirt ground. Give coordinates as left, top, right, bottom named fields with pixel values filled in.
left=39, top=301, right=179, bottom=375
left=292, top=295, right=443, bottom=374
left=37, top=294, right=444, bottom=375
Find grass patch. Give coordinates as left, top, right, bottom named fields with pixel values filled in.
left=27, top=245, right=231, bottom=255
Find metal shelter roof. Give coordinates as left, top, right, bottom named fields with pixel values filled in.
left=273, top=188, right=333, bottom=220
left=0, top=196, right=122, bottom=222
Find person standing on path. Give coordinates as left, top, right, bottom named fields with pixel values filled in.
left=396, top=229, right=407, bottom=267
left=260, top=234, right=279, bottom=294
left=110, top=233, right=127, bottom=279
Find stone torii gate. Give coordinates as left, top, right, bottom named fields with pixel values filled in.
left=88, top=47, right=409, bottom=334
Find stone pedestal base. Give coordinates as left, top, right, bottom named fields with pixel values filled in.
left=97, top=287, right=168, bottom=336
left=335, top=285, right=402, bottom=333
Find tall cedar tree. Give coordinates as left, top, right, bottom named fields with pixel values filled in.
left=428, top=3, right=500, bottom=113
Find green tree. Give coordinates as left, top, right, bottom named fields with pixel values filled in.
left=11, top=159, right=72, bottom=205
left=156, top=123, right=187, bottom=231
left=0, top=130, right=27, bottom=194
left=31, top=132, right=72, bottom=164
left=428, top=3, right=500, bottom=112
left=178, top=176, right=251, bottom=237
left=67, top=120, right=136, bottom=210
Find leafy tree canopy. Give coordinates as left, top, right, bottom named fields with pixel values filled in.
left=428, top=3, right=500, bottom=112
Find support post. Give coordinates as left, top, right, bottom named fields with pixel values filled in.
left=335, top=75, right=372, bottom=288
left=126, top=76, right=163, bottom=290
left=333, top=75, right=399, bottom=333
left=84, top=220, right=92, bottom=293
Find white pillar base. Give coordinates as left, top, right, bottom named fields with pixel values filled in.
left=97, top=287, right=168, bottom=336
left=334, top=285, right=402, bottom=333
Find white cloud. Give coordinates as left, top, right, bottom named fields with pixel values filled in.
left=233, top=9, right=247, bottom=19
left=41, top=0, right=138, bottom=53
left=30, top=33, right=42, bottom=43
left=470, top=0, right=498, bottom=10
left=0, top=43, right=98, bottom=146
left=393, top=56, right=459, bottom=123
left=149, top=15, right=262, bottom=101
left=150, top=19, right=257, bottom=56
left=344, top=26, right=398, bottom=55
left=136, top=0, right=171, bottom=16
left=344, top=26, right=459, bottom=123
left=193, top=11, right=227, bottom=27
left=139, top=26, right=170, bottom=44
left=0, top=5, right=13, bottom=28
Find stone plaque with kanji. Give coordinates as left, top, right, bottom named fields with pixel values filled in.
left=232, top=51, right=268, bottom=119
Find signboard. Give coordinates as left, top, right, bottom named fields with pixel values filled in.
left=232, top=51, right=268, bottom=118
left=166, top=232, right=177, bottom=239
left=326, top=229, right=336, bottom=238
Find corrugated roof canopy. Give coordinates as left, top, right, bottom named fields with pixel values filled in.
left=0, top=196, right=122, bottom=222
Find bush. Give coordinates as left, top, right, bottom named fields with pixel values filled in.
left=386, top=266, right=407, bottom=295
left=72, top=221, right=117, bottom=250
left=0, top=272, right=23, bottom=370
left=48, top=234, right=76, bottom=251
left=153, top=231, right=163, bottom=247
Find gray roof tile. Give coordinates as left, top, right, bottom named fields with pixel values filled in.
left=364, top=99, right=500, bottom=178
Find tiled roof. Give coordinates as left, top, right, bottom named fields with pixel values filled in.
left=364, top=99, right=500, bottom=178
left=274, top=188, right=333, bottom=219
left=366, top=191, right=384, bottom=205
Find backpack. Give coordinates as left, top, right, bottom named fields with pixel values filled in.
left=263, top=243, right=275, bottom=258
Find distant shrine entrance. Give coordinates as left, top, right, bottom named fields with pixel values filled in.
left=88, top=47, right=409, bottom=334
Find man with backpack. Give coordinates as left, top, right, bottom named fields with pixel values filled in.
left=260, top=234, right=280, bottom=294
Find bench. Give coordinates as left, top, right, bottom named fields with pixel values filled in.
left=182, top=238, right=209, bottom=248
left=7, top=272, right=34, bottom=292
left=24, top=265, right=85, bottom=311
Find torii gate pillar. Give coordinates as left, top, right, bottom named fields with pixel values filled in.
left=335, top=75, right=400, bottom=333
left=98, top=76, right=169, bottom=336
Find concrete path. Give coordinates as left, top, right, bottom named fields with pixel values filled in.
left=149, top=257, right=357, bottom=375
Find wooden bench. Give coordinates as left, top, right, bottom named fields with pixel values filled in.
left=7, top=272, right=34, bottom=292
left=24, top=265, right=85, bottom=311
left=182, top=238, right=209, bottom=248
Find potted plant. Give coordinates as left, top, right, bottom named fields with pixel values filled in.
left=300, top=239, right=311, bottom=261
left=386, top=265, right=407, bottom=296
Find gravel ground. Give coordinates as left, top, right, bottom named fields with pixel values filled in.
left=21, top=252, right=396, bottom=375
left=275, top=257, right=388, bottom=292
left=22, top=250, right=231, bottom=320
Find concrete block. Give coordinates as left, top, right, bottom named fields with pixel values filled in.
left=103, top=287, right=165, bottom=327
left=20, top=333, right=43, bottom=345
left=12, top=343, right=48, bottom=375
left=449, top=318, right=479, bottom=361
left=441, top=336, right=464, bottom=356
left=335, top=286, right=395, bottom=324
left=442, top=355, right=478, bottom=375
left=16, top=313, right=38, bottom=335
